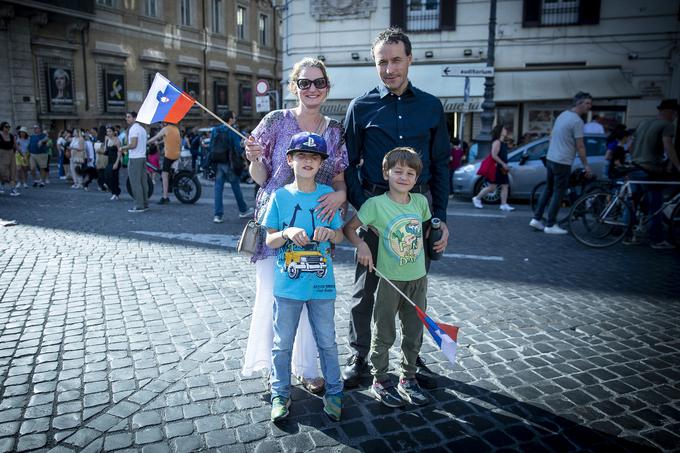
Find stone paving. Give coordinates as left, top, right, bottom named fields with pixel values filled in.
left=0, top=181, right=679, bottom=452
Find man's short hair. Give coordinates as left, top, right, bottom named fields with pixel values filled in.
left=126, top=111, right=137, bottom=118
left=572, top=91, right=592, bottom=107
left=382, top=147, right=423, bottom=176
left=371, top=27, right=412, bottom=59
left=221, top=110, right=235, bottom=122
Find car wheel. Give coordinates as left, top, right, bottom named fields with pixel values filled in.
left=474, top=178, right=501, bottom=204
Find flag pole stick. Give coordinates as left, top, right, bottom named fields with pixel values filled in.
left=374, top=268, right=419, bottom=310
left=193, top=100, right=247, bottom=141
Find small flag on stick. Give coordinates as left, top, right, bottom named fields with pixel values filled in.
left=137, top=73, right=195, bottom=125
left=374, top=269, right=459, bottom=366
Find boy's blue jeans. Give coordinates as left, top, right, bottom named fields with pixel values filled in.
left=271, top=297, right=343, bottom=399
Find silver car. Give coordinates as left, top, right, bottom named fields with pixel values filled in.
left=452, top=134, right=608, bottom=203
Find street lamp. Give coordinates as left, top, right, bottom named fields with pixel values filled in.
left=474, top=0, right=497, bottom=159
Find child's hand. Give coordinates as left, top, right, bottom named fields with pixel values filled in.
left=313, top=227, right=334, bottom=243
left=356, top=241, right=374, bottom=272
left=284, top=227, right=309, bottom=247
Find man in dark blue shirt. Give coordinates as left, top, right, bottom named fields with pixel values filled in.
left=342, top=28, right=450, bottom=391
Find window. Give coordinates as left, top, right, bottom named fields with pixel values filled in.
left=180, top=0, right=192, bottom=26
left=144, top=0, right=158, bottom=18
left=97, top=0, right=115, bottom=7
left=239, top=82, right=252, bottom=113
left=390, top=0, right=456, bottom=32
left=212, top=0, right=224, bottom=34
left=237, top=6, right=247, bottom=40
left=523, top=0, right=601, bottom=27
left=259, top=14, right=268, bottom=46
left=406, top=0, right=439, bottom=31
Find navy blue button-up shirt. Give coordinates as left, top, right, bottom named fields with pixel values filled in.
left=343, top=82, right=450, bottom=221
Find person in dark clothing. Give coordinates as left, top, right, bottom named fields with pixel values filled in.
left=341, top=27, right=450, bottom=390
left=104, top=126, right=122, bottom=200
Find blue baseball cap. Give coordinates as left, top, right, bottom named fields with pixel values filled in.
left=287, top=132, right=328, bottom=159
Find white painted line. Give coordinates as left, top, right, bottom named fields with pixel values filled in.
left=443, top=253, right=504, bottom=261
left=447, top=211, right=506, bottom=218
left=131, top=232, right=505, bottom=262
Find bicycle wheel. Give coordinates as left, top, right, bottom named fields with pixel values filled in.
left=173, top=172, right=202, bottom=204
left=530, top=181, right=545, bottom=212
left=669, top=202, right=680, bottom=247
left=568, top=191, right=631, bottom=247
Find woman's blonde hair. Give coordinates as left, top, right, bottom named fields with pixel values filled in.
left=288, top=57, right=330, bottom=97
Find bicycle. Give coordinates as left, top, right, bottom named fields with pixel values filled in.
left=126, top=160, right=202, bottom=204
left=530, top=168, right=608, bottom=225
left=568, top=178, right=680, bottom=248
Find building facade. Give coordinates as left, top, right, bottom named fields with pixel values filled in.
left=280, top=0, right=679, bottom=143
left=0, top=0, right=282, bottom=134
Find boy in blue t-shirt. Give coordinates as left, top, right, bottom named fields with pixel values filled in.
left=343, top=147, right=433, bottom=408
left=262, top=132, right=345, bottom=422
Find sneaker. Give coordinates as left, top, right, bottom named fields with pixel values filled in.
left=651, top=241, right=675, bottom=250
left=472, top=196, right=483, bottom=209
left=297, top=376, right=325, bottom=394
left=32, top=182, right=38, bottom=188
left=213, top=216, right=224, bottom=223
left=110, top=195, right=119, bottom=201
left=270, top=396, right=291, bottom=422
left=23, top=183, right=28, bottom=189
left=9, top=189, right=20, bottom=197
left=323, top=393, right=343, bottom=421
left=71, top=184, right=79, bottom=189
left=341, top=354, right=367, bottom=388
left=44, top=179, right=49, bottom=185
left=529, top=219, right=545, bottom=231
left=544, top=225, right=568, bottom=235
left=59, top=176, right=67, bottom=180
left=0, top=185, right=4, bottom=194
left=415, top=356, right=438, bottom=390
left=39, top=181, right=45, bottom=187
left=397, top=378, right=430, bottom=406
left=128, top=207, right=148, bottom=213
left=158, top=197, right=169, bottom=204
left=500, top=204, right=515, bottom=211
left=239, top=207, right=255, bottom=218
left=371, top=380, right=406, bottom=408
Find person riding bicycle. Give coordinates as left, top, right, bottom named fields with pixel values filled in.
left=148, top=122, right=181, bottom=205
left=628, top=99, right=680, bottom=249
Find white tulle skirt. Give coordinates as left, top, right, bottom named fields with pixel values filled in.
left=241, top=257, right=320, bottom=379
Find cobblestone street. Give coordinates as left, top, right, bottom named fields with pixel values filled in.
left=0, top=182, right=679, bottom=452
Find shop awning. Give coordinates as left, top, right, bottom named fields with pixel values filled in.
left=494, top=68, right=639, bottom=102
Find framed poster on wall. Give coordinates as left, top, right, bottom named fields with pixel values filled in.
left=47, top=67, right=74, bottom=112
left=214, top=81, right=229, bottom=113
left=104, top=71, right=126, bottom=112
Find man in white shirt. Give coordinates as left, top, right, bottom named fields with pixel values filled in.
left=120, top=111, right=149, bottom=213
left=583, top=114, right=605, bottom=134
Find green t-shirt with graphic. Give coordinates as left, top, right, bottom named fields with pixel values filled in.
left=358, top=193, right=431, bottom=282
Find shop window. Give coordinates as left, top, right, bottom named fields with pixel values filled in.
left=522, top=0, right=600, bottom=27
left=97, top=0, right=116, bottom=8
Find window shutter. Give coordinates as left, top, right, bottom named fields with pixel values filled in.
left=440, top=0, right=457, bottom=31
left=522, top=0, right=541, bottom=27
left=579, top=0, right=601, bottom=25
left=390, top=0, right=406, bottom=29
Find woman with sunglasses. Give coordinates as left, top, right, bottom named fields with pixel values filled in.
left=241, top=58, right=349, bottom=395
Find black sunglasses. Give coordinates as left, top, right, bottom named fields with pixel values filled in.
left=296, top=78, right=328, bottom=90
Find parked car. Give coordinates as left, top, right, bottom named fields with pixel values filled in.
left=452, top=134, right=608, bottom=203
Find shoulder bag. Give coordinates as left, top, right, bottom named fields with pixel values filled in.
left=477, top=154, right=496, bottom=182
left=237, top=219, right=263, bottom=255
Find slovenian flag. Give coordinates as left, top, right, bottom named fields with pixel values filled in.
left=414, top=305, right=459, bottom=366
left=137, top=73, right=195, bottom=125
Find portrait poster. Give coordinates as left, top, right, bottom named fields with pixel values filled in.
left=240, top=83, right=252, bottom=112
left=184, top=79, right=200, bottom=115
left=47, top=67, right=74, bottom=112
left=214, top=81, right=229, bottom=112
left=105, top=71, right=126, bottom=111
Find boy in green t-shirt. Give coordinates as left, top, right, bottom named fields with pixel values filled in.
left=343, top=147, right=432, bottom=408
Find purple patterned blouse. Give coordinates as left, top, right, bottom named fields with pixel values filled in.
left=250, top=109, right=349, bottom=262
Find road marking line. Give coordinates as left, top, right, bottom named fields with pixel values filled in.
left=447, top=212, right=506, bottom=218
left=443, top=253, right=504, bottom=262
left=132, top=232, right=505, bottom=262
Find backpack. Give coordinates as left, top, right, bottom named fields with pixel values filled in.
left=229, top=143, right=245, bottom=175
left=210, top=127, right=230, bottom=164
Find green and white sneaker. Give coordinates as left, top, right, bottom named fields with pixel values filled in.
left=323, top=393, right=343, bottom=421
left=270, top=396, right=291, bottom=422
